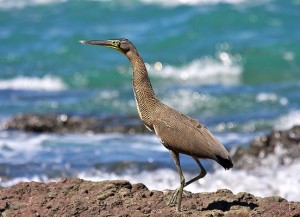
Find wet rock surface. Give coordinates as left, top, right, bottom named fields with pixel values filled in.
left=5, top=113, right=150, bottom=134
left=232, top=125, right=300, bottom=170
left=0, top=178, right=299, bottom=217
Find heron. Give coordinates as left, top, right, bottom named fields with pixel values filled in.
left=80, top=38, right=233, bottom=212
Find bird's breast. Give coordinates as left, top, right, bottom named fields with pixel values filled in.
left=133, top=90, right=155, bottom=131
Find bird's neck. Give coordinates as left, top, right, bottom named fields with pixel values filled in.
left=129, top=53, right=158, bottom=130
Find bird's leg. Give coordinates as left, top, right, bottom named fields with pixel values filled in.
left=184, top=157, right=207, bottom=187
left=169, top=157, right=207, bottom=206
left=168, top=150, right=185, bottom=212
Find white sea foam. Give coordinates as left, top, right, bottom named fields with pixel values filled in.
left=274, top=110, right=300, bottom=130
left=148, top=55, right=242, bottom=85
left=160, top=89, right=211, bottom=114
left=0, top=0, right=66, bottom=9
left=256, top=92, right=288, bottom=105
left=0, top=0, right=268, bottom=10
left=0, top=131, right=48, bottom=162
left=1, top=160, right=298, bottom=201
left=0, top=75, right=66, bottom=91
left=77, top=158, right=300, bottom=202
left=0, top=175, right=51, bottom=187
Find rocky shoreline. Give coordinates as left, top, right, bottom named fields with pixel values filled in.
left=0, top=178, right=299, bottom=217
left=4, top=113, right=149, bottom=134
left=1, top=113, right=300, bottom=216
left=232, top=125, right=300, bottom=170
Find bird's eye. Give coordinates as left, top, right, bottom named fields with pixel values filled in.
left=113, top=41, right=120, bottom=47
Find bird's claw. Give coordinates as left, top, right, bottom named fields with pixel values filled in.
left=168, top=187, right=188, bottom=206
left=168, top=187, right=180, bottom=205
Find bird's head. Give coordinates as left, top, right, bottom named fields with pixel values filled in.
left=80, top=38, right=134, bottom=56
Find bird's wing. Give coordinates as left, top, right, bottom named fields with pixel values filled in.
left=153, top=108, right=217, bottom=159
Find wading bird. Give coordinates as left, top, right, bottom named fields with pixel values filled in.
left=80, top=38, right=233, bottom=212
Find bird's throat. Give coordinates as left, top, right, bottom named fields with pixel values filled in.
left=130, top=57, right=158, bottom=131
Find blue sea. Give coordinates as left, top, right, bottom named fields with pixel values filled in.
left=0, top=0, right=299, bottom=201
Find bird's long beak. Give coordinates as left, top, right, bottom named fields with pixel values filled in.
left=79, top=40, right=110, bottom=46
left=80, top=39, right=123, bottom=54
left=80, top=39, right=127, bottom=57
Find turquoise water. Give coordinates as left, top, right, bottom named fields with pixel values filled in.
left=0, top=0, right=300, bottom=200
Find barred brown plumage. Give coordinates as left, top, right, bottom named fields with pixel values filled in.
left=80, top=38, right=233, bottom=212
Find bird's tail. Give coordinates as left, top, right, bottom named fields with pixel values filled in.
left=215, top=155, right=233, bottom=170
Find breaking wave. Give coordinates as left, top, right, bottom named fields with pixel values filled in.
left=0, top=75, right=67, bottom=91
left=0, top=0, right=260, bottom=10
left=0, top=0, right=67, bottom=9
left=148, top=54, right=242, bottom=85
left=141, top=0, right=248, bottom=7
left=274, top=110, right=300, bottom=131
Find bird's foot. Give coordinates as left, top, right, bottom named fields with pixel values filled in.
left=167, top=187, right=188, bottom=206
left=168, top=187, right=180, bottom=205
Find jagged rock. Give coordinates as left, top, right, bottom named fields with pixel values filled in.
left=5, top=113, right=150, bottom=134
left=0, top=178, right=299, bottom=217
left=232, top=126, right=300, bottom=170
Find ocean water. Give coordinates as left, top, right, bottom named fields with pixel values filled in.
left=0, top=0, right=300, bottom=201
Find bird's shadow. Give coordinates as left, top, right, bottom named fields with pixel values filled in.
left=203, top=200, right=258, bottom=212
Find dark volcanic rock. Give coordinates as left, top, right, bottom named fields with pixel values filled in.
left=0, top=178, right=299, bottom=217
left=232, top=126, right=300, bottom=170
left=5, top=113, right=150, bottom=134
